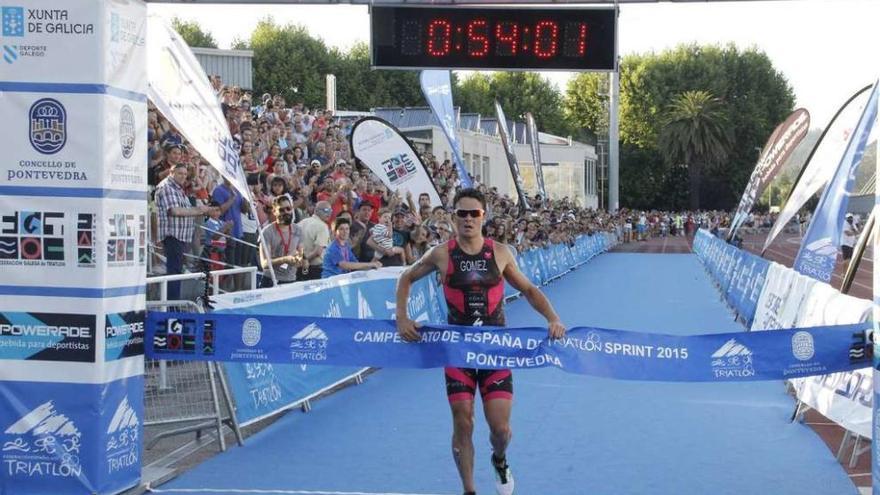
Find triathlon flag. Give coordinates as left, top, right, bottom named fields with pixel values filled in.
left=420, top=70, right=472, bottom=188
left=763, top=85, right=872, bottom=254
left=146, top=16, right=249, bottom=199
left=526, top=113, right=548, bottom=204
left=728, top=109, right=810, bottom=240
left=350, top=117, right=441, bottom=206
left=495, top=100, right=530, bottom=212
left=794, top=81, right=879, bottom=283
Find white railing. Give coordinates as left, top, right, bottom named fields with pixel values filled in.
left=147, top=266, right=259, bottom=300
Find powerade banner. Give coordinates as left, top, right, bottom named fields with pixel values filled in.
left=794, top=81, right=879, bottom=283
left=146, top=311, right=870, bottom=383
left=525, top=113, right=547, bottom=203
left=147, top=16, right=249, bottom=199
left=420, top=70, right=472, bottom=188
left=495, top=100, right=530, bottom=212
left=764, top=85, right=872, bottom=254
left=350, top=117, right=441, bottom=207
left=728, top=108, right=810, bottom=240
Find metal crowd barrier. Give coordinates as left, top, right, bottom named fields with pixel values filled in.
left=144, top=300, right=244, bottom=453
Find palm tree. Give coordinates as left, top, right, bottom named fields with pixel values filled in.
left=659, top=90, right=732, bottom=210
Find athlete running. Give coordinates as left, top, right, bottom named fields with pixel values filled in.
left=396, top=188, right=566, bottom=495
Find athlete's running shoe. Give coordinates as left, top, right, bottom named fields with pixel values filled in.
left=492, top=454, right=514, bottom=495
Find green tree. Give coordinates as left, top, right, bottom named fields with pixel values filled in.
left=565, top=44, right=795, bottom=210
left=246, top=17, right=332, bottom=106
left=659, top=90, right=732, bottom=209
left=170, top=17, right=218, bottom=49
left=328, top=43, right=423, bottom=110
left=454, top=72, right=573, bottom=137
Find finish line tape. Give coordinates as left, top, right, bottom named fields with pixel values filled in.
left=146, top=312, right=873, bottom=382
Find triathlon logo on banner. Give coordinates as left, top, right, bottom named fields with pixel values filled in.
left=106, top=213, right=146, bottom=267
left=382, top=153, right=418, bottom=186
left=2, top=400, right=83, bottom=479
left=105, top=396, right=139, bottom=475
left=76, top=213, right=97, bottom=267
left=0, top=312, right=96, bottom=363
left=0, top=210, right=65, bottom=266
left=105, top=311, right=145, bottom=361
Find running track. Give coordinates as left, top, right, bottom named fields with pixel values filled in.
left=152, top=253, right=857, bottom=495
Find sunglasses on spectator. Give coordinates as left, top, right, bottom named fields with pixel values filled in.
left=277, top=207, right=293, bottom=212
left=455, top=209, right=484, bottom=218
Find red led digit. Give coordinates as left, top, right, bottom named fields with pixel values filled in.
left=534, top=20, right=559, bottom=59
left=466, top=19, right=489, bottom=57
left=577, top=23, right=588, bottom=56
left=426, top=19, right=452, bottom=57
left=495, top=21, right=519, bottom=56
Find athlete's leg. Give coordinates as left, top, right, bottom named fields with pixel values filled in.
left=450, top=399, right=476, bottom=493
left=483, top=397, right=512, bottom=458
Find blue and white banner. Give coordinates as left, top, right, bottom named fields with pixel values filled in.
left=794, top=80, right=879, bottom=283
left=420, top=70, right=472, bottom=188
left=693, top=231, right=769, bottom=326
left=146, top=312, right=870, bottom=383
left=350, top=117, right=442, bottom=207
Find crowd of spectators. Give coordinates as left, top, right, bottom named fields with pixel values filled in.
left=149, top=77, right=743, bottom=297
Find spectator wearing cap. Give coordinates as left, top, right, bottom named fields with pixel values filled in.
left=321, top=218, right=383, bottom=278
left=297, top=200, right=333, bottom=280
left=359, top=182, right=384, bottom=224
left=155, top=163, right=215, bottom=299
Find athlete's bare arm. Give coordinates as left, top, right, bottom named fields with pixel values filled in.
left=496, top=243, right=567, bottom=339
left=396, top=245, right=447, bottom=342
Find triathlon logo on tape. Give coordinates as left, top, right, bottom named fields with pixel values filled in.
left=710, top=339, right=755, bottom=379
left=290, top=323, right=328, bottom=362
left=2, top=400, right=83, bottom=479
left=0, top=312, right=96, bottom=362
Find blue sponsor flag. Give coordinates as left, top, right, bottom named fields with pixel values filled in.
left=420, top=70, right=473, bottom=188
left=794, top=80, right=878, bottom=283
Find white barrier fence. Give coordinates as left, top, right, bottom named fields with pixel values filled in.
left=694, top=230, right=873, bottom=446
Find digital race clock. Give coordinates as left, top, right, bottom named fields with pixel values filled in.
left=370, top=6, right=617, bottom=71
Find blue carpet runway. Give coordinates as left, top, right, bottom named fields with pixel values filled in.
left=153, top=253, right=857, bottom=495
